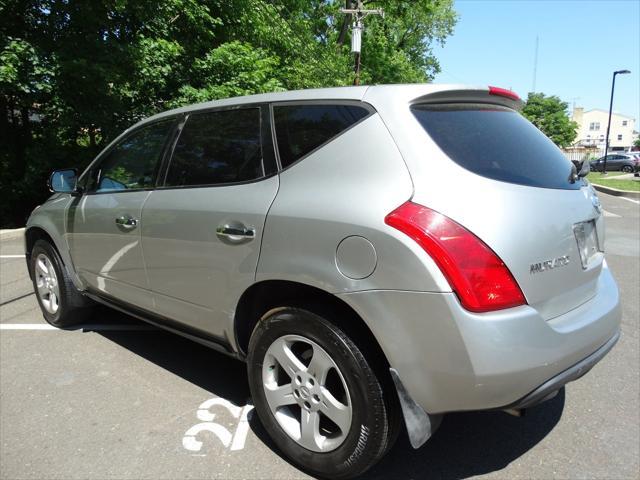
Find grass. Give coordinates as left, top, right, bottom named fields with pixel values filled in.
left=587, top=172, right=640, bottom=192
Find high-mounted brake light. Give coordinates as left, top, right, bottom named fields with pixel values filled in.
left=385, top=202, right=526, bottom=313
left=488, top=86, right=520, bottom=101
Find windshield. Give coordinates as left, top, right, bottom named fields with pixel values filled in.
left=412, top=104, right=581, bottom=190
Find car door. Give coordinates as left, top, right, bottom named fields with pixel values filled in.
left=608, top=154, right=623, bottom=170
left=67, top=119, right=175, bottom=310
left=141, top=105, right=278, bottom=341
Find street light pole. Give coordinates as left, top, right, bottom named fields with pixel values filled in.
left=602, top=69, right=631, bottom=174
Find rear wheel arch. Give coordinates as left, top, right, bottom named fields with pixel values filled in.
left=234, top=280, right=390, bottom=372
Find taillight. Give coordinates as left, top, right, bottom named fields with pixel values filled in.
left=385, top=202, right=526, bottom=313
left=488, top=86, right=520, bottom=101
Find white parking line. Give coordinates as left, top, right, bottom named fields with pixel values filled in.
left=0, top=255, right=26, bottom=258
left=618, top=197, right=640, bottom=205
left=0, top=323, right=155, bottom=331
left=0, top=324, right=57, bottom=330
left=603, top=210, right=621, bottom=218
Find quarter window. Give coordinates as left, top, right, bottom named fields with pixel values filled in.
left=92, top=120, right=173, bottom=193
left=273, top=104, right=370, bottom=168
left=165, top=108, right=263, bottom=187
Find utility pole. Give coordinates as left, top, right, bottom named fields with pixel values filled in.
left=340, top=1, right=383, bottom=86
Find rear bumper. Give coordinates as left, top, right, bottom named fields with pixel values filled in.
left=338, top=262, right=621, bottom=414
left=503, top=329, right=619, bottom=410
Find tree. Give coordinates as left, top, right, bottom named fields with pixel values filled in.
left=633, top=136, right=640, bottom=148
left=521, top=92, right=578, bottom=148
left=0, top=0, right=457, bottom=227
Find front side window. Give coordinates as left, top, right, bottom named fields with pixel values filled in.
left=165, top=108, right=263, bottom=187
left=92, top=120, right=173, bottom=193
left=273, top=104, right=370, bottom=168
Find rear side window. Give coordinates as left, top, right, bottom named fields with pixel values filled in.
left=412, top=104, right=580, bottom=190
left=274, top=104, right=370, bottom=168
left=165, top=108, right=263, bottom=187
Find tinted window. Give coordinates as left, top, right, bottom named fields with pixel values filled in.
left=93, top=121, right=173, bottom=192
left=274, top=104, right=370, bottom=168
left=412, top=104, right=580, bottom=190
left=165, top=108, right=263, bottom=187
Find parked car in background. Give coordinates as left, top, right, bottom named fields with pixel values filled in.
left=25, top=84, right=621, bottom=479
left=590, top=153, right=639, bottom=172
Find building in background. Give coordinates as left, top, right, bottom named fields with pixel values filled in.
left=572, top=107, right=636, bottom=153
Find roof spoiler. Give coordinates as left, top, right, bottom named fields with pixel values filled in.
left=410, top=87, right=524, bottom=111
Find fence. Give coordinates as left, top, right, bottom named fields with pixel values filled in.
left=562, top=148, right=601, bottom=163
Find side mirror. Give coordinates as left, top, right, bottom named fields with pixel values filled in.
left=48, top=169, right=80, bottom=195
left=569, top=160, right=591, bottom=183
left=577, top=159, right=591, bottom=178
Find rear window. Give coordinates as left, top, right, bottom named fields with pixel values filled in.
left=412, top=104, right=580, bottom=190
left=274, top=104, right=370, bottom=168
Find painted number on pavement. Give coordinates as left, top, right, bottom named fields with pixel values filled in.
left=182, top=398, right=254, bottom=453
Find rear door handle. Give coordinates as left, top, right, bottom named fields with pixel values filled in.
left=216, top=224, right=255, bottom=242
left=115, top=215, right=138, bottom=230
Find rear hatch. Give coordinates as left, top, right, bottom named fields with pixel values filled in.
left=406, top=92, right=604, bottom=320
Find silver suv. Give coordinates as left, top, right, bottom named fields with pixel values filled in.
left=26, top=84, right=621, bottom=479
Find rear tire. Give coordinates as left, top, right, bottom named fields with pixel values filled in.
left=247, top=308, right=396, bottom=479
left=30, top=240, right=93, bottom=327
left=622, top=165, right=633, bottom=173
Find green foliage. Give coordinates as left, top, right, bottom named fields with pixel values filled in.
left=521, top=92, right=579, bottom=148
left=0, top=0, right=457, bottom=227
left=634, top=136, right=640, bottom=148
left=169, top=41, right=285, bottom=106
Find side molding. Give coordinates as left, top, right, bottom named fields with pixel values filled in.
left=390, top=367, right=442, bottom=449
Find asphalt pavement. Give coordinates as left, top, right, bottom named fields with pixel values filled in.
left=1, top=192, right=638, bottom=480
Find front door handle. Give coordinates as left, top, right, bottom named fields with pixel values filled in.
left=115, top=215, right=138, bottom=230
left=216, top=224, right=255, bottom=242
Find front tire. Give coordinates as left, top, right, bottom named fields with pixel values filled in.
left=247, top=308, right=396, bottom=479
left=30, top=240, right=92, bottom=327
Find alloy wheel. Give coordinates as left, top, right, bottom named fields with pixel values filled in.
left=35, top=253, right=60, bottom=314
left=262, top=334, right=352, bottom=452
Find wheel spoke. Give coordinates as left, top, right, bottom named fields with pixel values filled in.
left=264, top=383, right=296, bottom=412
left=320, top=389, right=351, bottom=433
left=300, top=409, right=322, bottom=450
left=49, top=292, right=59, bottom=312
left=36, top=258, right=48, bottom=276
left=271, top=339, right=306, bottom=378
left=306, top=344, right=334, bottom=384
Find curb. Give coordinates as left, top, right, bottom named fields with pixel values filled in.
left=0, top=227, right=25, bottom=239
left=592, top=184, right=640, bottom=199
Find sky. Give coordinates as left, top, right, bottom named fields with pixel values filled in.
left=432, top=0, right=640, bottom=124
